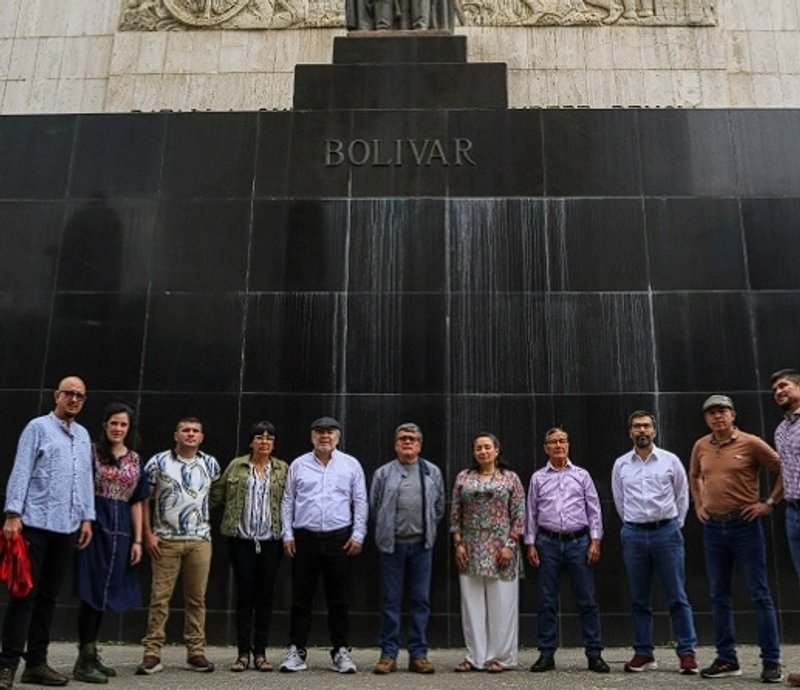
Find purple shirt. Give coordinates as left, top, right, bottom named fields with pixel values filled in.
left=775, top=409, right=800, bottom=501
left=524, top=459, right=603, bottom=544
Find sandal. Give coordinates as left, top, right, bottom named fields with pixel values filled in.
left=230, top=654, right=249, bottom=672
left=454, top=658, right=476, bottom=672
left=486, top=659, right=504, bottom=673
left=253, top=656, right=273, bottom=672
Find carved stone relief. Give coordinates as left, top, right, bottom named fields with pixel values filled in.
left=118, top=0, right=716, bottom=29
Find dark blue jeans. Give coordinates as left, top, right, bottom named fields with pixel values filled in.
left=787, top=504, right=800, bottom=580
left=703, top=517, right=780, bottom=663
left=620, top=520, right=697, bottom=657
left=535, top=533, right=602, bottom=657
left=378, top=542, right=432, bottom=660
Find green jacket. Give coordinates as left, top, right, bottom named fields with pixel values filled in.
left=210, top=454, right=288, bottom=538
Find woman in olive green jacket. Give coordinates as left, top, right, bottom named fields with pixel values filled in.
left=210, top=421, right=288, bottom=673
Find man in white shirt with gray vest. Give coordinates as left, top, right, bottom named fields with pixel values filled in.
left=279, top=417, right=368, bottom=674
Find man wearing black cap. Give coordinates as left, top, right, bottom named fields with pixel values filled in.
left=279, top=417, right=368, bottom=674
left=689, top=395, right=783, bottom=683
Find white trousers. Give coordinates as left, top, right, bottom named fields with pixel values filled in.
left=458, top=573, right=519, bottom=668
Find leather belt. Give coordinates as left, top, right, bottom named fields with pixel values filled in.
left=538, top=527, right=589, bottom=541
left=625, top=518, right=674, bottom=530
left=786, top=499, right=800, bottom=509
left=707, top=509, right=744, bottom=522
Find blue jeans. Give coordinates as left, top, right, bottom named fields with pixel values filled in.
left=703, top=518, right=780, bottom=663
left=787, top=504, right=800, bottom=580
left=378, top=542, right=432, bottom=660
left=620, top=520, right=697, bottom=657
left=535, top=533, right=602, bottom=657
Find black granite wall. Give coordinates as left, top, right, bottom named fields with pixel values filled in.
left=1, top=104, right=800, bottom=649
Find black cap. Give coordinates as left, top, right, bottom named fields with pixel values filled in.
left=310, top=416, right=341, bottom=431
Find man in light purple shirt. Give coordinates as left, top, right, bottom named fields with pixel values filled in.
left=279, top=417, right=368, bottom=675
left=611, top=410, right=698, bottom=675
left=525, top=427, right=608, bottom=674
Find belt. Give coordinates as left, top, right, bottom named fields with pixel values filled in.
left=625, top=518, right=674, bottom=530
left=707, top=509, right=744, bottom=522
left=294, top=526, right=351, bottom=539
left=538, top=527, right=589, bottom=541
left=786, top=499, right=800, bottom=509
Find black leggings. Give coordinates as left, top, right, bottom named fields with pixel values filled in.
left=78, top=603, right=103, bottom=647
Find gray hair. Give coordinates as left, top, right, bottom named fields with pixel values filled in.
left=395, top=422, right=423, bottom=443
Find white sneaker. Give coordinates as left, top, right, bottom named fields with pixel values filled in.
left=331, top=647, right=357, bottom=674
left=279, top=645, right=307, bottom=672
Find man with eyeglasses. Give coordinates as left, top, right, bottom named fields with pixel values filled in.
left=0, top=377, right=95, bottom=690
left=769, top=369, right=800, bottom=688
left=689, top=395, right=783, bottom=683
left=369, top=424, right=445, bottom=675
left=279, top=417, right=368, bottom=674
left=525, top=427, right=608, bottom=674
left=612, top=410, right=698, bottom=675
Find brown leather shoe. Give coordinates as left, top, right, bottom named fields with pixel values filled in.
left=0, top=666, right=16, bottom=690
left=787, top=672, right=800, bottom=687
left=372, top=657, right=397, bottom=674
left=20, top=665, right=68, bottom=687
left=409, top=657, right=435, bottom=674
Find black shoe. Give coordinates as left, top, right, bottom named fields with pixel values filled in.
left=761, top=661, right=783, bottom=683
left=700, top=658, right=741, bottom=678
left=588, top=656, right=610, bottom=673
left=20, top=665, right=68, bottom=687
left=529, top=655, right=555, bottom=672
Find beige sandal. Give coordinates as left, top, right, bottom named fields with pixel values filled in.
left=486, top=659, right=504, bottom=673
left=253, top=656, right=273, bottom=672
left=231, top=654, right=249, bottom=672
left=454, top=658, right=476, bottom=672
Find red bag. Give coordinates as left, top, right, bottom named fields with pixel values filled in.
left=0, top=534, right=34, bottom=599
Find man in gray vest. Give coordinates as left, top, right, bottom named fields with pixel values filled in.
left=369, top=423, right=445, bottom=674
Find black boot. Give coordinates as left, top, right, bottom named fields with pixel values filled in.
left=92, top=649, right=116, bottom=679
left=73, top=644, right=107, bottom=684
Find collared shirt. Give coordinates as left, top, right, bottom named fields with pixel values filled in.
left=5, top=412, right=95, bottom=534
left=689, top=428, right=780, bottom=514
left=524, top=459, right=603, bottom=544
left=611, top=445, right=689, bottom=527
left=775, top=409, right=800, bottom=501
left=144, top=449, right=220, bottom=540
left=281, top=449, right=368, bottom=543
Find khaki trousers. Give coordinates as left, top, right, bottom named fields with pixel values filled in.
left=142, top=539, right=212, bottom=657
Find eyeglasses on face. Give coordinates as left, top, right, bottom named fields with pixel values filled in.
left=545, top=438, right=568, bottom=446
left=58, top=390, right=87, bottom=402
left=396, top=435, right=420, bottom=443
left=253, top=434, right=275, bottom=441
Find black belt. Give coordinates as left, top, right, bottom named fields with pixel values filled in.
left=538, top=527, right=588, bottom=541
left=786, top=499, right=800, bottom=509
left=294, top=527, right=351, bottom=539
left=707, top=509, right=743, bottom=522
left=625, top=518, right=674, bottom=530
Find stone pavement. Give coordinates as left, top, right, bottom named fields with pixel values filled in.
left=38, top=644, right=800, bottom=690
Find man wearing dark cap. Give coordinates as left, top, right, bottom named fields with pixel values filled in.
left=689, top=395, right=783, bottom=683
left=769, top=369, right=800, bottom=688
left=279, top=417, right=368, bottom=674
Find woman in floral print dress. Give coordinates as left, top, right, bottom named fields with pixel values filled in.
left=450, top=432, right=525, bottom=673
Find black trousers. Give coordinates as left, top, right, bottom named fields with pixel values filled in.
left=289, top=528, right=351, bottom=652
left=0, top=526, right=77, bottom=670
left=227, top=537, right=282, bottom=656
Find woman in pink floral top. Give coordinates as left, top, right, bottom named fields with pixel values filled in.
left=450, top=432, right=525, bottom=673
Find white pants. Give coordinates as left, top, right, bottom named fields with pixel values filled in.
left=458, top=573, right=519, bottom=668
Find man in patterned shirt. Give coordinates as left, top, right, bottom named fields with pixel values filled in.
left=770, top=369, right=800, bottom=688
left=136, top=417, right=220, bottom=676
